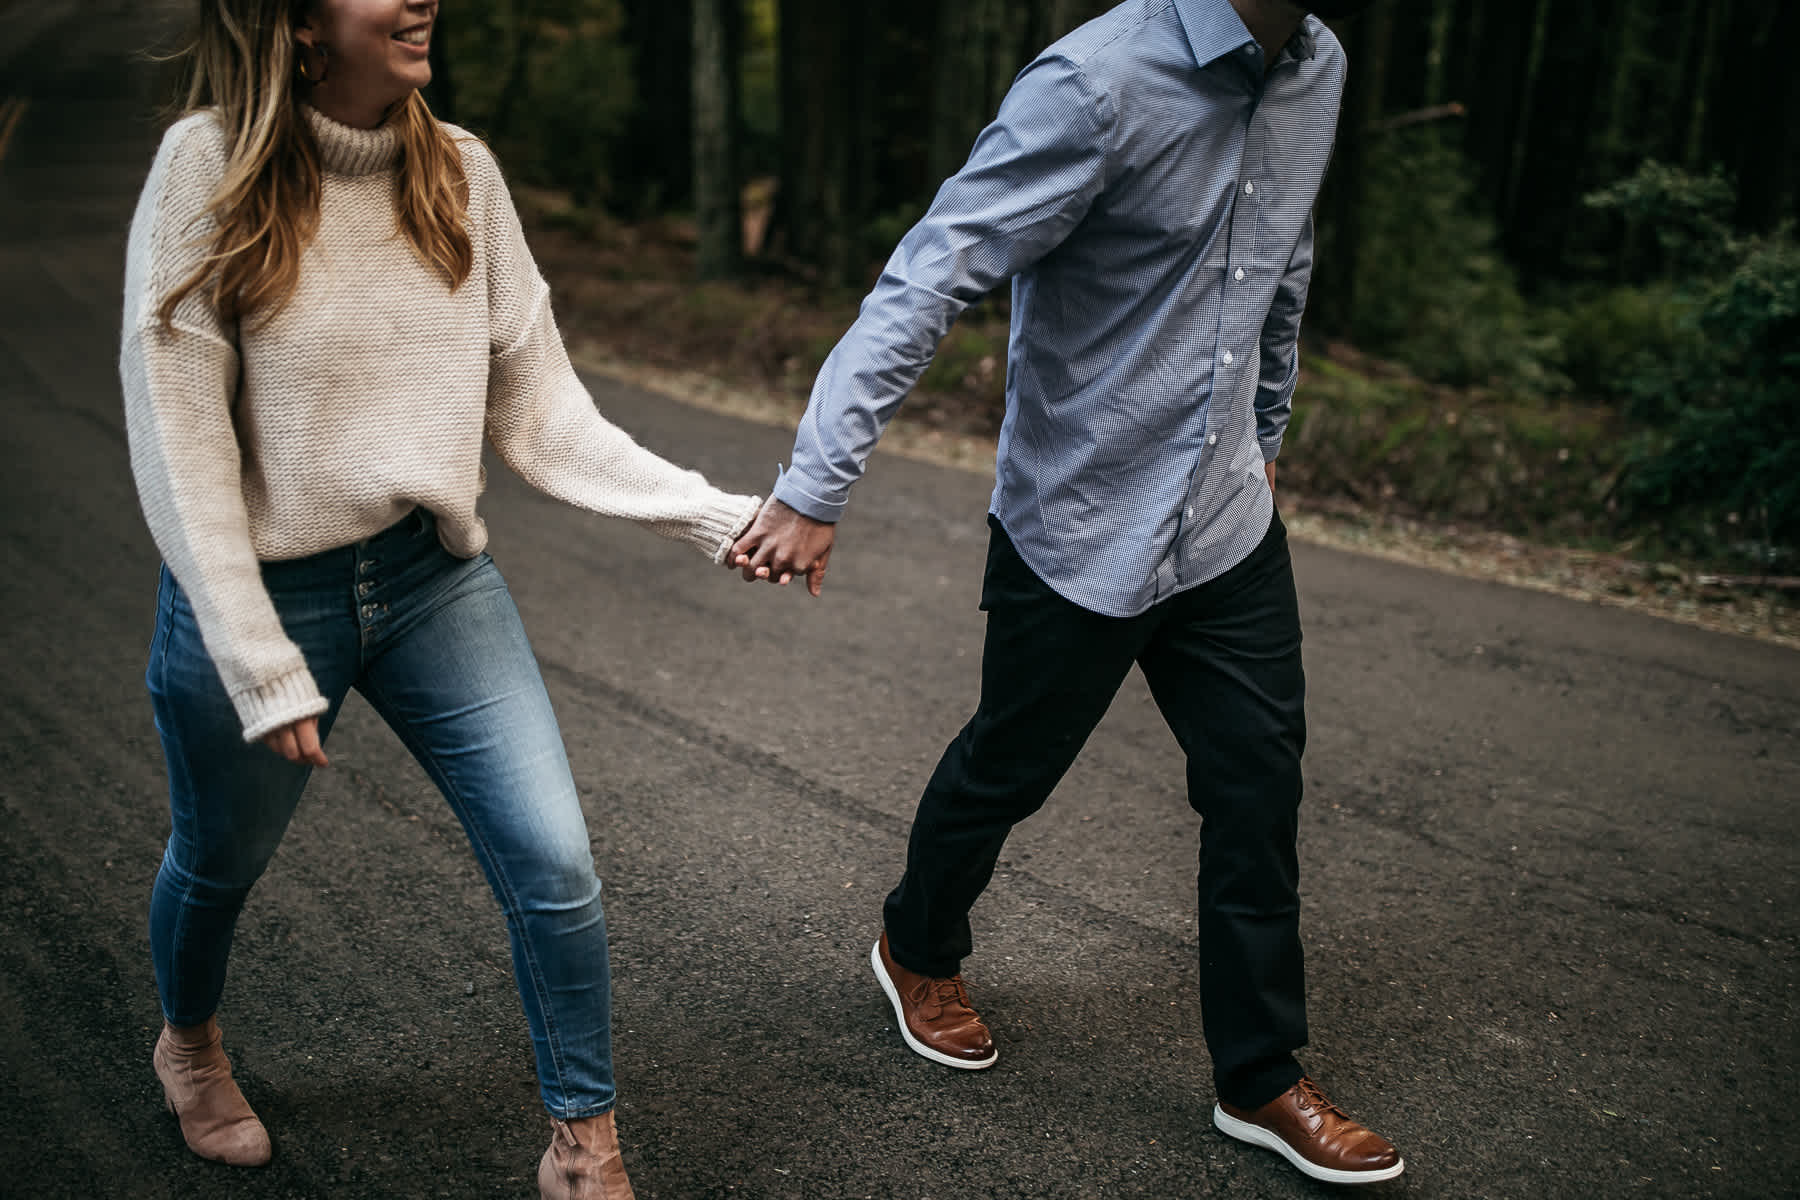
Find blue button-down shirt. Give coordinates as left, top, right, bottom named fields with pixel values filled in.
left=772, top=0, right=1345, bottom=617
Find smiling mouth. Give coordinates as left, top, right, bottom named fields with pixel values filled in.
left=393, top=23, right=431, bottom=46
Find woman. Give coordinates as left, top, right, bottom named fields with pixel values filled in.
left=122, top=2, right=755, bottom=1195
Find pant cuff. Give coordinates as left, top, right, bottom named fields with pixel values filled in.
left=546, top=1098, right=617, bottom=1121
left=1218, top=1059, right=1305, bottom=1110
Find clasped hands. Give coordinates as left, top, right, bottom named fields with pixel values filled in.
left=727, top=498, right=835, bottom=597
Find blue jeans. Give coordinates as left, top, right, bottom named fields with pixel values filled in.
left=146, top=509, right=615, bottom=1118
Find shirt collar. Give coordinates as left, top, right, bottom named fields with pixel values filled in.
left=1174, top=0, right=1319, bottom=70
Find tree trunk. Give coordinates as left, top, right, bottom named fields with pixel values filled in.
left=1440, top=0, right=1483, bottom=112
left=1640, top=0, right=1701, bottom=171
left=1381, top=0, right=1438, bottom=117
left=1508, top=0, right=1622, bottom=281
left=930, top=0, right=1008, bottom=184
left=1313, top=7, right=1391, bottom=334
left=1780, top=10, right=1800, bottom=230
left=1727, top=4, right=1795, bottom=231
left=1462, top=0, right=1543, bottom=238
left=1594, top=0, right=1647, bottom=180
left=618, top=0, right=694, bottom=215
left=488, top=0, right=542, bottom=145
left=693, top=0, right=741, bottom=279
left=1697, top=0, right=1757, bottom=183
left=776, top=0, right=871, bottom=286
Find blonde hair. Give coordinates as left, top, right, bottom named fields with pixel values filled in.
left=159, top=0, right=472, bottom=327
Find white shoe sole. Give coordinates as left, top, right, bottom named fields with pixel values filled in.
left=1212, top=1103, right=1404, bottom=1185
left=869, top=941, right=998, bottom=1070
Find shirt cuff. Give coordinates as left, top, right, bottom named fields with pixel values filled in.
left=1259, top=437, right=1284, bottom=464
left=771, top=471, right=846, bottom=523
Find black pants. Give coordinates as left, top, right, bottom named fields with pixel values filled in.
left=883, top=512, right=1309, bottom=1109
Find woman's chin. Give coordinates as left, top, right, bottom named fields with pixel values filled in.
left=392, top=67, right=430, bottom=97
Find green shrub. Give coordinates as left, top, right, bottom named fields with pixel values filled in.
left=1615, top=235, right=1800, bottom=559
left=1549, top=283, right=1697, bottom=403
left=443, top=3, right=634, bottom=204
left=519, top=29, right=634, bottom=204
left=1573, top=162, right=1800, bottom=560
left=1349, top=127, right=1562, bottom=392
left=1291, top=357, right=1624, bottom=537
left=1582, top=160, right=1737, bottom=281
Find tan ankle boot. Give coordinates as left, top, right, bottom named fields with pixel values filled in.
left=538, top=1111, right=635, bottom=1200
left=152, top=1018, right=272, bottom=1167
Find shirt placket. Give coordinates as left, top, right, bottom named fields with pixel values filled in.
left=1164, top=96, right=1264, bottom=596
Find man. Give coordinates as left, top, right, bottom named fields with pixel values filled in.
left=729, top=0, right=1402, bottom=1185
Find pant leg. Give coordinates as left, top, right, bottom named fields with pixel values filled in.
left=1136, top=513, right=1309, bottom=1109
left=882, top=518, right=1149, bottom=978
left=146, top=562, right=358, bottom=1026
left=353, top=540, right=614, bottom=1119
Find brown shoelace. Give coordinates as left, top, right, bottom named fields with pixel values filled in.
left=1293, top=1077, right=1350, bottom=1121
left=932, top=975, right=976, bottom=1014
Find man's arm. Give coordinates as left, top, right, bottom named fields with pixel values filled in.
left=730, top=54, right=1115, bottom=593
left=1254, top=212, right=1316, bottom=474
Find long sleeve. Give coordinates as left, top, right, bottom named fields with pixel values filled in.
left=120, top=116, right=327, bottom=742
left=1254, top=212, right=1315, bottom=463
left=771, top=55, right=1114, bottom=522
left=478, top=154, right=758, bottom=560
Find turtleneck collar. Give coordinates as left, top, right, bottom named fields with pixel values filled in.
left=302, top=103, right=401, bottom=176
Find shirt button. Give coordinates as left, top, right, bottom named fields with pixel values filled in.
left=1235, top=267, right=1246, bottom=282
left=1222, top=350, right=1234, bottom=365
left=1244, top=182, right=1255, bottom=195
left=1185, top=507, right=1194, bottom=520
left=1208, top=433, right=1218, bottom=446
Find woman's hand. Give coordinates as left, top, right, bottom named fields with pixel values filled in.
left=261, top=717, right=329, bottom=767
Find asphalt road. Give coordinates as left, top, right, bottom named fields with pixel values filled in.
left=1, top=8, right=1795, bottom=1199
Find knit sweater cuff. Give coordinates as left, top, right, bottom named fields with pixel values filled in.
left=691, top=494, right=763, bottom=564
left=234, top=665, right=331, bottom=744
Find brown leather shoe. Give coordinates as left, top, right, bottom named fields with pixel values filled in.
left=152, top=1018, right=272, bottom=1167
left=538, top=1111, right=636, bottom=1200
left=1214, top=1077, right=1403, bottom=1184
left=870, top=932, right=998, bottom=1069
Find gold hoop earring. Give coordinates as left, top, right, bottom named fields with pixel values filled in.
left=296, top=42, right=329, bottom=84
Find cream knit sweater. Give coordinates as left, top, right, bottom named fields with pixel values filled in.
left=121, top=105, right=759, bottom=743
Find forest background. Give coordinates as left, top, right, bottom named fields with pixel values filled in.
left=417, top=0, right=1798, bottom=627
